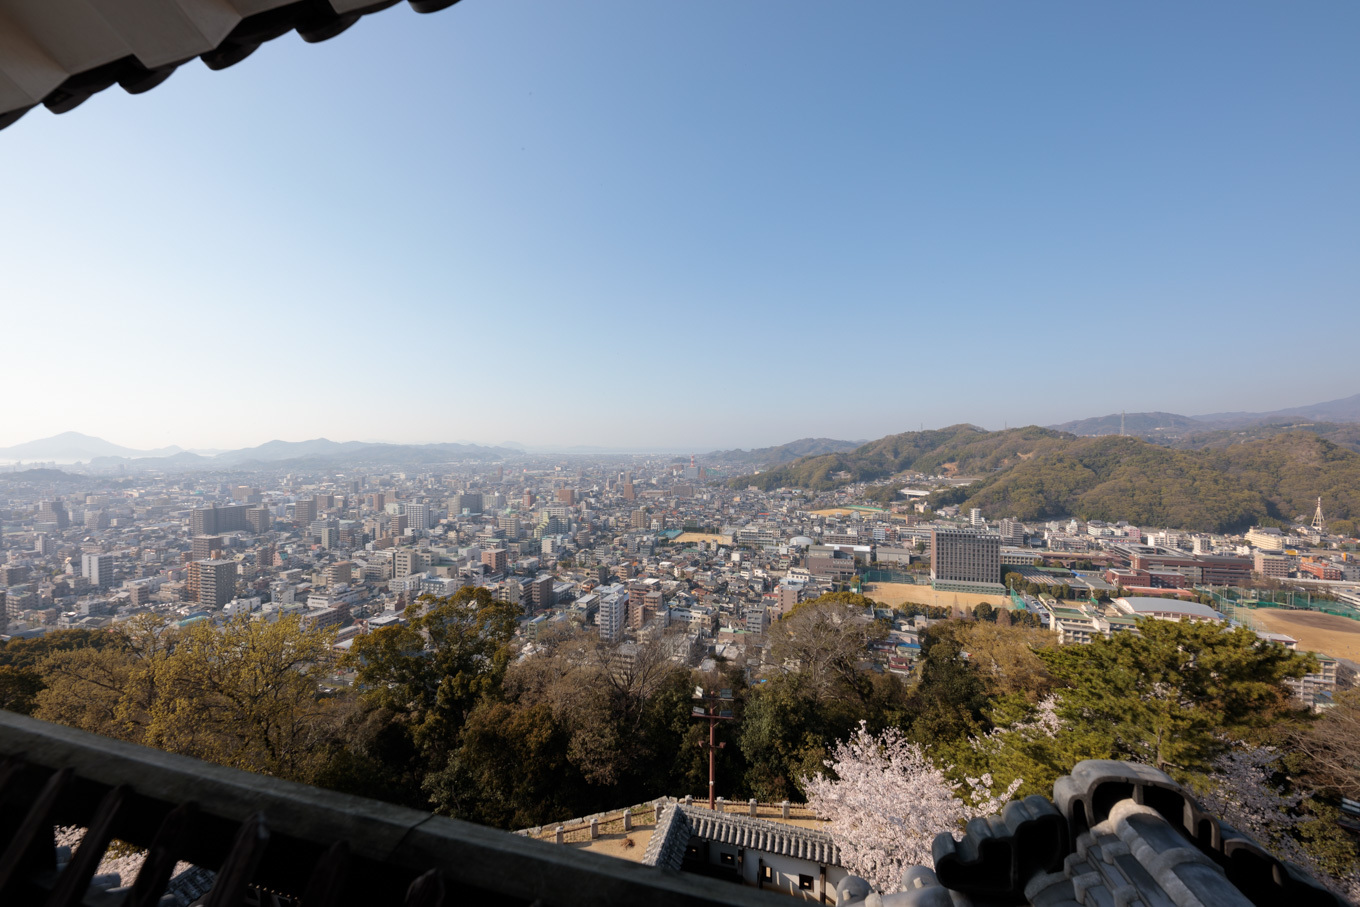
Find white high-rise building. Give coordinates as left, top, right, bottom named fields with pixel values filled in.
left=404, top=502, right=432, bottom=530
left=82, top=552, right=114, bottom=588
left=597, top=587, right=628, bottom=643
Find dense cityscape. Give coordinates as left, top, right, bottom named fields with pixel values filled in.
left=2, top=441, right=1358, bottom=689
left=2, top=426, right=1360, bottom=907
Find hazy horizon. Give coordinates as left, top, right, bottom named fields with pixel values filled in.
left=1, top=384, right=1357, bottom=458
left=3, top=1, right=1357, bottom=451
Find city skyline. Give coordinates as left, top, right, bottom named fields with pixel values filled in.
left=3, top=1, right=1357, bottom=451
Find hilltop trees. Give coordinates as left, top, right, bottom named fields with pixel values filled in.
left=142, top=616, right=339, bottom=778
left=341, top=586, right=521, bottom=804
left=767, top=593, right=888, bottom=703
left=0, top=628, right=124, bottom=716
left=1036, top=620, right=1313, bottom=776
left=31, top=614, right=340, bottom=782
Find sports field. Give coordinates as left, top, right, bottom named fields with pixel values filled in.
left=673, top=532, right=733, bottom=546
left=861, top=582, right=1010, bottom=612
left=1252, top=609, right=1360, bottom=661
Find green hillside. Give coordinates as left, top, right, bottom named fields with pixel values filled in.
left=733, top=428, right=1360, bottom=533
left=707, top=437, right=864, bottom=467
left=1167, top=421, right=1360, bottom=454
left=733, top=424, right=1076, bottom=490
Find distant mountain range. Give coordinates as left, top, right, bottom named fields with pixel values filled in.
left=0, top=432, right=185, bottom=461
left=1, top=432, right=877, bottom=469
left=1050, top=392, right=1360, bottom=436
left=1194, top=392, right=1360, bottom=427
left=0, top=433, right=515, bottom=470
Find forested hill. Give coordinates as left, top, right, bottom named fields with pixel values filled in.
left=732, top=425, right=1075, bottom=491
left=732, top=427, right=1360, bottom=534
left=707, top=437, right=863, bottom=467
left=1163, top=421, right=1360, bottom=454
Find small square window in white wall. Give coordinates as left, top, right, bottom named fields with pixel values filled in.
left=799, top=874, right=814, bottom=890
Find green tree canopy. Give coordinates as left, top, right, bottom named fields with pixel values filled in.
left=346, top=586, right=520, bottom=762
left=1038, top=620, right=1313, bottom=775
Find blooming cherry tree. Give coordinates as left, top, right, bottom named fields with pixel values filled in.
left=803, top=721, right=1021, bottom=892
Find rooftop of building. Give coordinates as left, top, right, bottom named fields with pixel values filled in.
left=643, top=802, right=840, bottom=872
left=1114, top=596, right=1223, bottom=620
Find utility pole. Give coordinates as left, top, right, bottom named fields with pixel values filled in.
left=691, top=687, right=736, bottom=809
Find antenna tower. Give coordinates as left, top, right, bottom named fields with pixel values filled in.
left=1311, top=497, right=1326, bottom=535
left=1120, top=410, right=1126, bottom=437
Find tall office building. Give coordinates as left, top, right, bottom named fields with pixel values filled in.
left=82, top=552, right=115, bottom=588
left=191, top=503, right=250, bottom=535
left=998, top=519, right=1026, bottom=546
left=36, top=500, right=70, bottom=529
left=405, top=502, right=432, bottom=531
left=530, top=574, right=554, bottom=611
left=555, top=488, right=576, bottom=506
left=197, top=559, right=237, bottom=608
left=325, top=561, right=353, bottom=587
left=930, top=528, right=1004, bottom=594
left=246, top=506, right=271, bottom=533
left=293, top=498, right=317, bottom=525
left=393, top=548, right=430, bottom=579
left=452, top=493, right=483, bottom=515
left=192, top=535, right=223, bottom=561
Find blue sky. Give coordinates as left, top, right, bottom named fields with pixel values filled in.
left=2, top=1, right=1357, bottom=451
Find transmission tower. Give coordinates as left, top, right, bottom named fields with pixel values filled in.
left=1311, top=497, right=1326, bottom=535
left=1120, top=410, right=1126, bottom=437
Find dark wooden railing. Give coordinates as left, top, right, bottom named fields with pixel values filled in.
left=0, top=711, right=789, bottom=907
